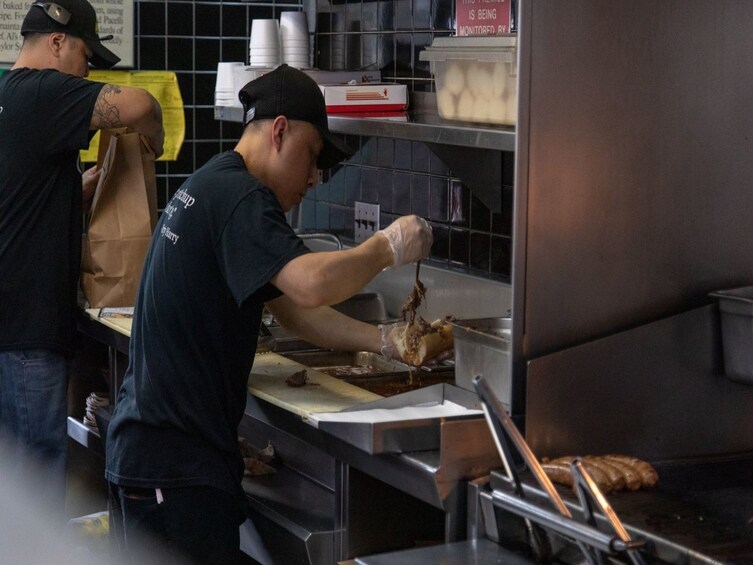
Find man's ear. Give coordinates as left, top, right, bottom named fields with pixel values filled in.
left=271, top=115, right=289, bottom=154
left=48, top=32, right=66, bottom=57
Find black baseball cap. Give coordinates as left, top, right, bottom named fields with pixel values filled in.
left=238, top=64, right=354, bottom=169
left=21, top=0, right=120, bottom=69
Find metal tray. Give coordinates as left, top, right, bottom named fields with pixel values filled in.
left=450, top=317, right=512, bottom=407
left=309, top=384, right=484, bottom=454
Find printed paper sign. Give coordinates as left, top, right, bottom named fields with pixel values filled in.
left=456, top=0, right=511, bottom=36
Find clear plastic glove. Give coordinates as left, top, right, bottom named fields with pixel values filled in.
left=378, top=321, right=455, bottom=366
left=376, top=215, right=433, bottom=268
left=378, top=322, right=400, bottom=360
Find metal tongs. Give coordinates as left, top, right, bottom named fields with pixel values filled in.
left=473, top=375, right=646, bottom=564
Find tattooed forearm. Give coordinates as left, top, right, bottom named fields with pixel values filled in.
left=93, top=84, right=123, bottom=128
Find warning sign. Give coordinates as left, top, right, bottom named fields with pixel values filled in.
left=456, top=0, right=511, bottom=37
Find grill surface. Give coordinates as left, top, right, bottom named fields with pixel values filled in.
left=607, top=455, right=753, bottom=563
left=544, top=453, right=753, bottom=563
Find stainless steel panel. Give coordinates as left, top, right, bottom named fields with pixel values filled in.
left=526, top=305, right=753, bottom=460
left=315, top=384, right=484, bottom=454
left=514, top=1, right=753, bottom=372
left=451, top=318, right=512, bottom=407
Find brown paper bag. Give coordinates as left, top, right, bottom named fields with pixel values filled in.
left=81, top=128, right=157, bottom=307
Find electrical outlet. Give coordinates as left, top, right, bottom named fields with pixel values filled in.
left=354, top=202, right=380, bottom=243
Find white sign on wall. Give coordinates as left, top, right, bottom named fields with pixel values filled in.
left=0, top=0, right=134, bottom=67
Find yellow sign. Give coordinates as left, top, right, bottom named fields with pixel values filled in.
left=81, top=70, right=185, bottom=162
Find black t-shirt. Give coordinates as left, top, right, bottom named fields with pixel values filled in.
left=0, top=69, right=103, bottom=355
left=106, top=150, right=309, bottom=498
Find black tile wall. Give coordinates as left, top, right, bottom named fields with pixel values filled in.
left=134, top=0, right=512, bottom=282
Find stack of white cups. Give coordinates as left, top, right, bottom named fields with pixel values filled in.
left=215, top=62, right=243, bottom=106
left=280, top=11, right=310, bottom=69
left=249, top=19, right=281, bottom=67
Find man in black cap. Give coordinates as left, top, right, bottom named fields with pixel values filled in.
left=0, top=0, right=164, bottom=522
left=105, top=64, right=432, bottom=564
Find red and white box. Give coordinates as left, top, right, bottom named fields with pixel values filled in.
left=318, top=83, right=408, bottom=113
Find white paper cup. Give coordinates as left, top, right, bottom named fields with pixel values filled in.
left=280, top=11, right=308, bottom=40
left=216, top=62, right=243, bottom=94
left=250, top=50, right=280, bottom=59
left=283, top=47, right=309, bottom=56
left=283, top=61, right=310, bottom=69
left=250, top=46, right=281, bottom=55
left=250, top=57, right=281, bottom=67
left=282, top=53, right=309, bottom=62
left=250, top=19, right=281, bottom=51
left=282, top=43, right=309, bottom=52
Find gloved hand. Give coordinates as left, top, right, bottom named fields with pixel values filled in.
left=378, top=321, right=455, bottom=366
left=378, top=322, right=400, bottom=360
left=376, top=215, right=433, bottom=268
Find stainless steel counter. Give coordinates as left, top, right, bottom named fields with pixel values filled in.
left=240, top=388, right=500, bottom=564
left=74, top=311, right=501, bottom=565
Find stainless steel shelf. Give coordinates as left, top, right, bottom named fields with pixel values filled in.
left=214, top=93, right=516, bottom=151
left=327, top=113, right=516, bottom=151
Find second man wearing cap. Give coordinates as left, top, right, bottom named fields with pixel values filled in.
left=105, top=65, right=432, bottom=563
left=0, top=0, right=164, bottom=523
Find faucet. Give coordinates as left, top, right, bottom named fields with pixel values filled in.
left=296, top=232, right=343, bottom=250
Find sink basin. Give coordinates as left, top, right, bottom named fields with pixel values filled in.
left=280, top=350, right=455, bottom=397
left=330, top=292, right=388, bottom=323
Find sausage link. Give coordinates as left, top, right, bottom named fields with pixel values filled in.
left=543, top=456, right=612, bottom=493
left=604, top=455, right=659, bottom=488
left=584, top=456, right=626, bottom=492
left=597, top=457, right=642, bottom=490
left=541, top=462, right=574, bottom=488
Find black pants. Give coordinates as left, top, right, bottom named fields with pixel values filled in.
left=109, top=483, right=252, bottom=565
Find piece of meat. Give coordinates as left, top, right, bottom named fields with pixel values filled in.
left=541, top=462, right=574, bottom=488
left=603, top=455, right=659, bottom=488
left=579, top=461, right=613, bottom=493
left=542, top=456, right=613, bottom=493
left=401, top=278, right=426, bottom=324
left=286, top=369, right=308, bottom=387
left=243, top=457, right=276, bottom=476
left=584, top=456, right=626, bottom=492
left=597, top=457, right=642, bottom=491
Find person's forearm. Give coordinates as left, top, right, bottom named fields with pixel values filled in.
left=266, top=296, right=382, bottom=353
left=272, top=234, right=393, bottom=309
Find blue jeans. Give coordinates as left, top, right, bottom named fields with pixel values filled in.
left=0, top=349, right=68, bottom=519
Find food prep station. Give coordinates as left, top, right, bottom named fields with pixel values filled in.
left=72, top=257, right=516, bottom=564
left=72, top=261, right=753, bottom=565
left=63, top=1, right=753, bottom=563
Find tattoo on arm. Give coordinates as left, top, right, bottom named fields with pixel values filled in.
left=93, top=84, right=123, bottom=128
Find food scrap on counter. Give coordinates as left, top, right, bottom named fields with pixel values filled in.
left=284, top=369, right=320, bottom=387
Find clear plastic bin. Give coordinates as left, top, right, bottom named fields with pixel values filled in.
left=709, top=286, right=753, bottom=383
left=419, top=36, right=517, bottom=126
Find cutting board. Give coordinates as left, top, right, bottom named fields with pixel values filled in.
left=248, top=353, right=382, bottom=418
left=84, top=310, right=376, bottom=418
